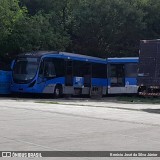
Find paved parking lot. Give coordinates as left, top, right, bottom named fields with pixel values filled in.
left=0, top=97, right=160, bottom=159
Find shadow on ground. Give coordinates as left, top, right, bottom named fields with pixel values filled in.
left=142, top=109, right=160, bottom=114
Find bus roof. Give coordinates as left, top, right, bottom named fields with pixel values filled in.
left=58, top=52, right=106, bottom=63
left=17, top=51, right=107, bottom=64
left=107, top=57, right=139, bottom=63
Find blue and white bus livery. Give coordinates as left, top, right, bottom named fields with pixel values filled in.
left=11, top=51, right=107, bottom=97
left=107, top=57, right=139, bottom=94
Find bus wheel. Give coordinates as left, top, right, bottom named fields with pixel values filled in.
left=54, top=85, right=62, bottom=98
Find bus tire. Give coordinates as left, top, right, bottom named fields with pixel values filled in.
left=54, top=85, right=62, bottom=98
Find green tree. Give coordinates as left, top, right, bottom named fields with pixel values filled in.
left=9, top=0, right=73, bottom=54
left=2, top=0, right=160, bottom=58
left=70, top=0, right=145, bottom=57
left=141, top=0, right=160, bottom=39
left=0, top=0, right=26, bottom=54
left=7, top=12, right=70, bottom=53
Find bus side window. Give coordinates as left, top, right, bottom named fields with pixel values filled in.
left=92, top=63, right=106, bottom=78
left=125, top=63, right=138, bottom=78
left=53, top=59, right=65, bottom=77
left=109, top=65, right=117, bottom=77
left=43, top=59, right=56, bottom=78
left=83, top=63, right=91, bottom=75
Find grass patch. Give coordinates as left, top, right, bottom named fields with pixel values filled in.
left=116, top=96, right=160, bottom=104
left=35, top=101, right=59, bottom=104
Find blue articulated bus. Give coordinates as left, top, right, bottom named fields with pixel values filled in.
left=107, top=57, right=139, bottom=94
left=11, top=51, right=107, bottom=97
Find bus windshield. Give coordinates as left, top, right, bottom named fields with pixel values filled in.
left=13, top=58, right=39, bottom=83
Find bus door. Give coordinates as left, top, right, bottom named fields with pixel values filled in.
left=83, top=63, right=92, bottom=87
left=109, top=64, right=125, bottom=87
left=65, top=60, right=73, bottom=86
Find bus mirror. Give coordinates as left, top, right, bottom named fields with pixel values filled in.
left=11, top=60, right=15, bottom=70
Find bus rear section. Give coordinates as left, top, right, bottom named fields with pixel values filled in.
left=107, top=57, right=139, bottom=94
left=138, top=40, right=160, bottom=96
left=0, top=58, right=12, bottom=95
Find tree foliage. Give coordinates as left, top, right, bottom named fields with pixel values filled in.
left=0, top=0, right=160, bottom=57
left=0, top=0, right=26, bottom=52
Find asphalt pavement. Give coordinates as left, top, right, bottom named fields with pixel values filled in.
left=0, top=97, right=160, bottom=160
